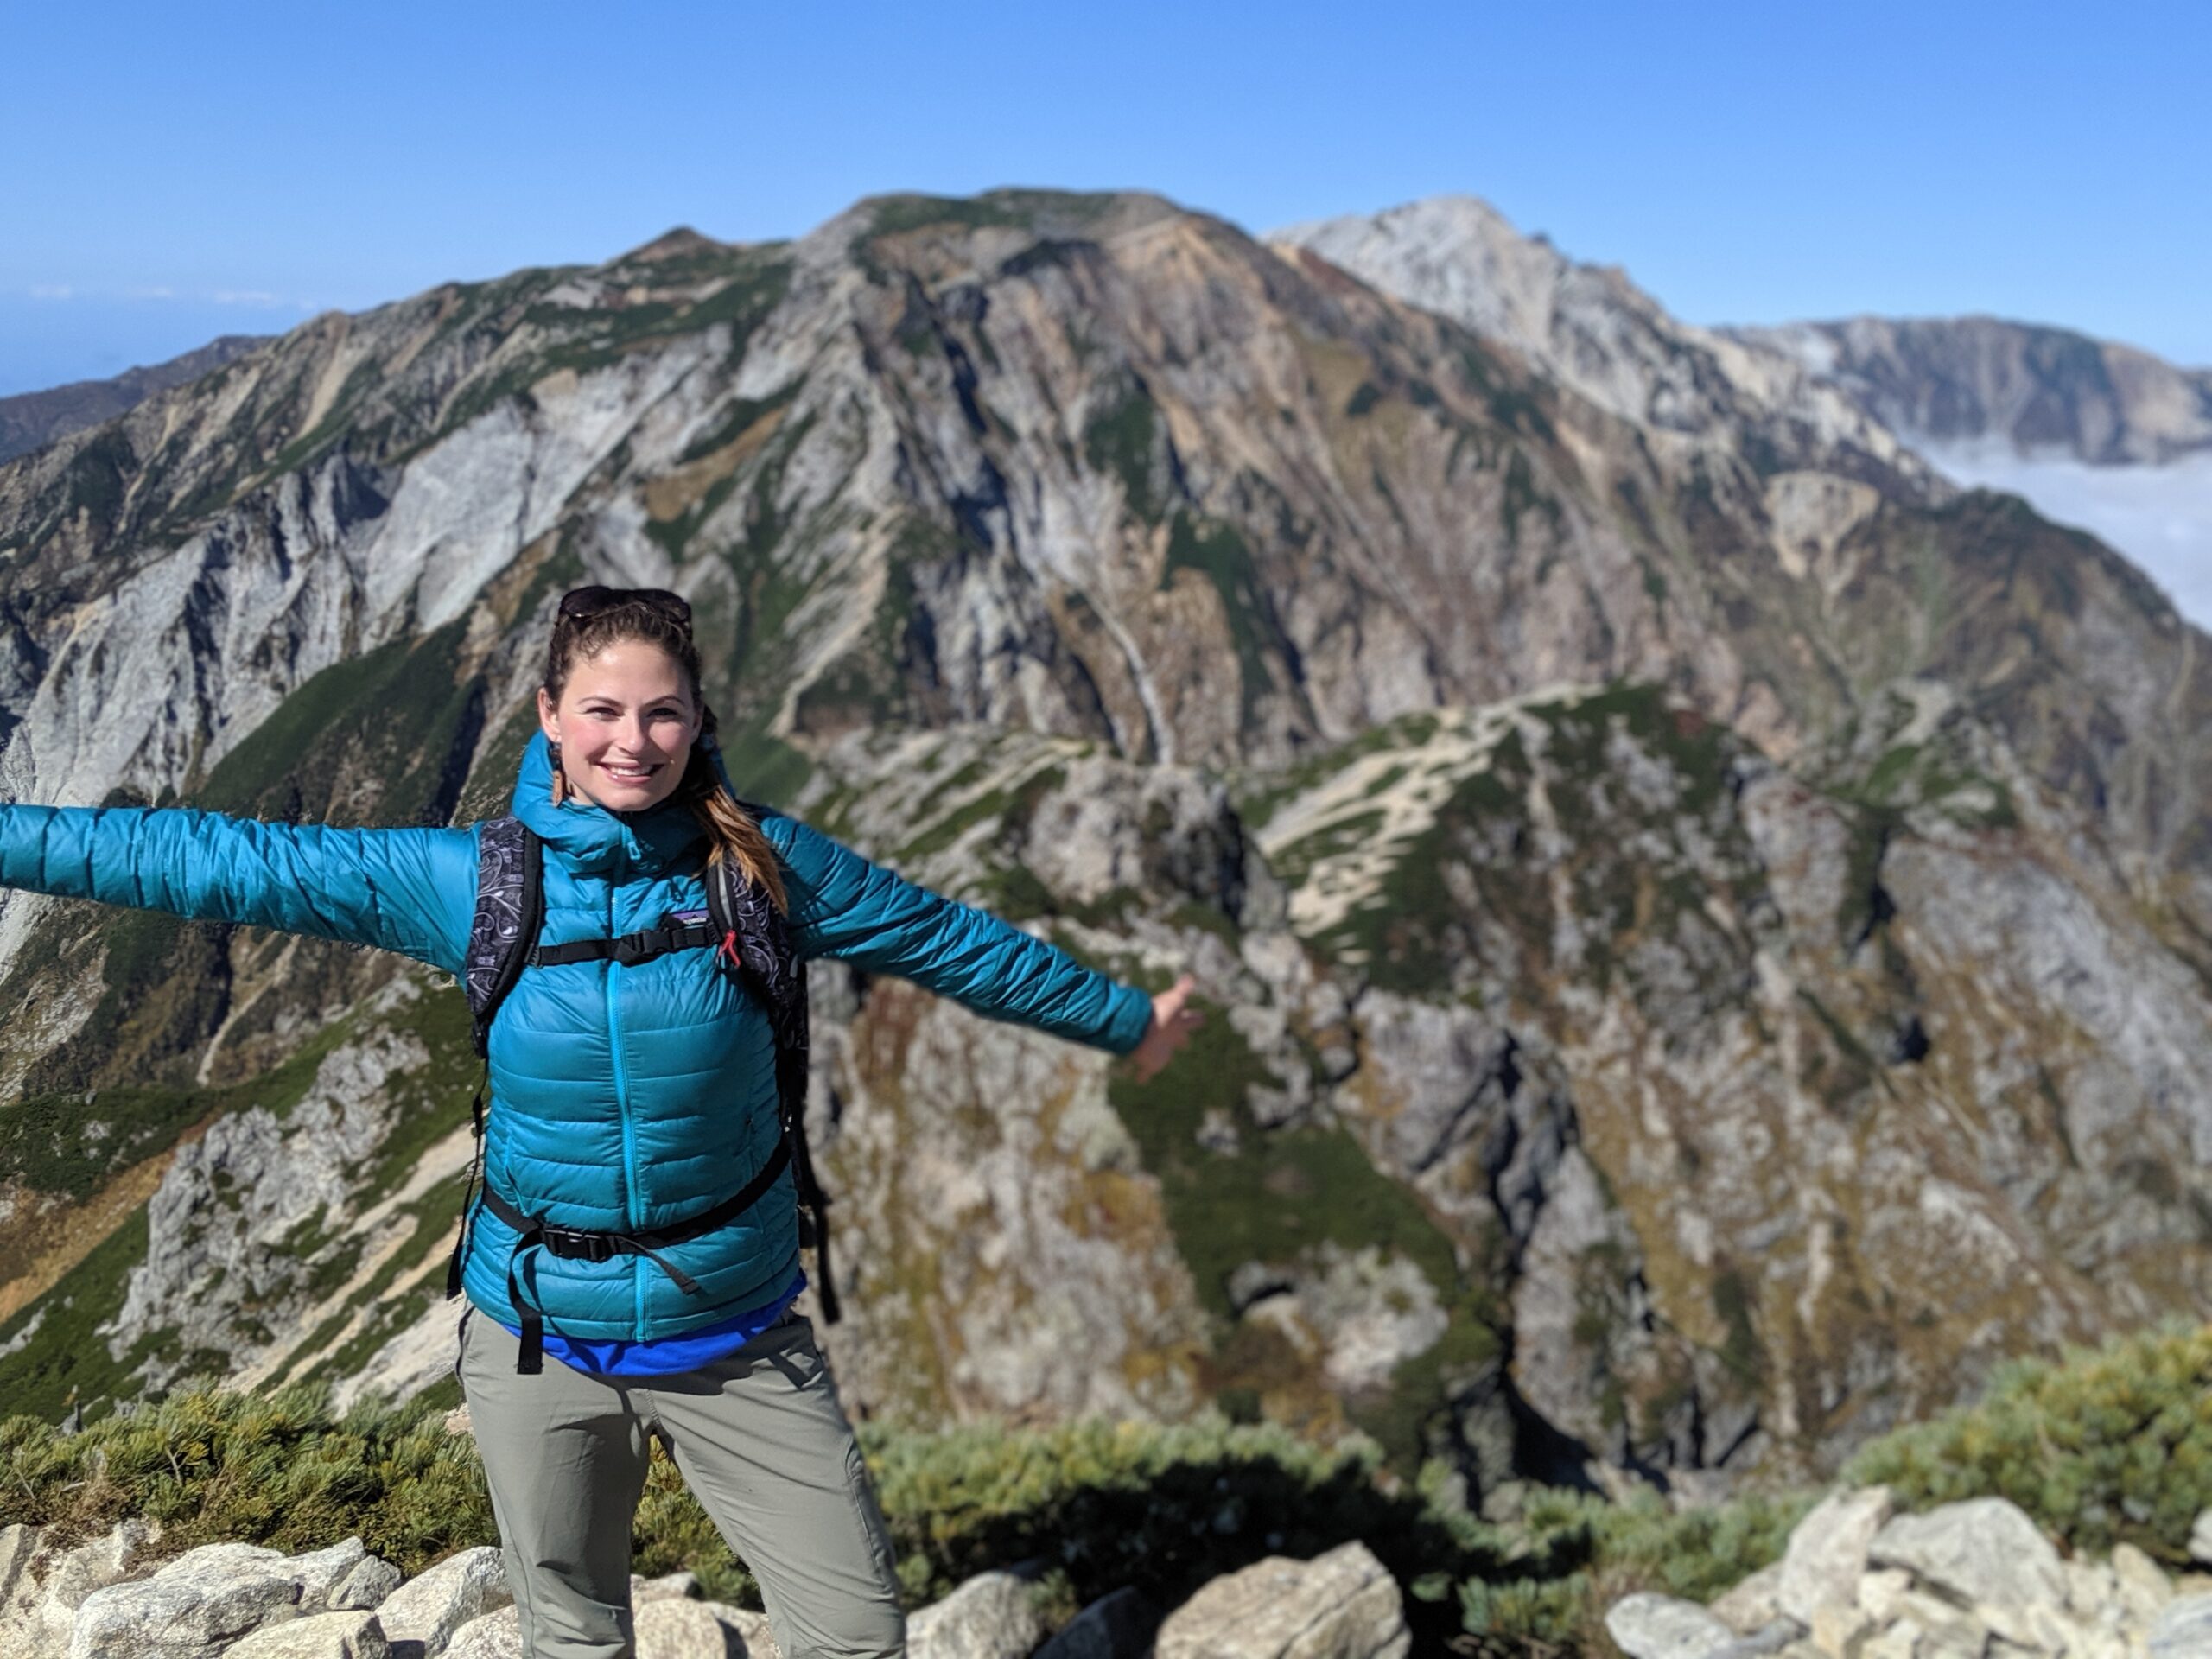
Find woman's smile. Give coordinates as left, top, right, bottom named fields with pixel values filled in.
left=539, top=639, right=704, bottom=812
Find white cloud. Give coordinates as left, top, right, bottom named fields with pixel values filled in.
left=1919, top=439, right=2212, bottom=633
left=27, top=284, right=73, bottom=300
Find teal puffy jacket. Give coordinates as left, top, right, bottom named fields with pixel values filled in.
left=0, top=733, right=1154, bottom=1339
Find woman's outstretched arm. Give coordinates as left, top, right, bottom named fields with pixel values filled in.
left=0, top=805, right=478, bottom=976
left=766, top=811, right=1159, bottom=1054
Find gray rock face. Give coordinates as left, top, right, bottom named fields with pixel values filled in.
left=2191, top=1510, right=2212, bottom=1568
left=68, top=1541, right=308, bottom=1658
left=1154, top=1541, right=1410, bottom=1659
left=1868, top=1497, right=2067, bottom=1612
left=906, top=1572, right=1042, bottom=1659
left=1603, top=1594, right=1738, bottom=1659
left=223, top=1611, right=391, bottom=1659
left=369, top=1548, right=508, bottom=1659
left=1776, top=1487, right=1893, bottom=1627
left=2152, top=1593, right=2212, bottom=1659
left=0, top=1519, right=159, bottom=1659
left=328, top=1556, right=404, bottom=1613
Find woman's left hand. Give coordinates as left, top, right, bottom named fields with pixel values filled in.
left=1128, top=973, right=1204, bottom=1084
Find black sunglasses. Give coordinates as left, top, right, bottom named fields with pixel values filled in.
left=556, top=585, right=693, bottom=630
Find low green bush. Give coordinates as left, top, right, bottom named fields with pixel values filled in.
left=1845, top=1320, right=2212, bottom=1563
left=10, top=1324, right=2207, bottom=1653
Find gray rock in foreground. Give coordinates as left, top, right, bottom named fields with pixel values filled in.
left=2152, top=1593, right=2212, bottom=1659
left=907, top=1572, right=1042, bottom=1659
left=1868, top=1497, right=2067, bottom=1611
left=223, top=1611, right=391, bottom=1659
left=1154, top=1541, right=1410, bottom=1659
left=370, top=1548, right=509, bottom=1659
left=1604, top=1592, right=1738, bottom=1659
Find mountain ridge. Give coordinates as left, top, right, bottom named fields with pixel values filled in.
left=0, top=186, right=2205, bottom=1501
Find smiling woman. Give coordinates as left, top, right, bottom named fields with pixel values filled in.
left=0, top=580, right=1203, bottom=1656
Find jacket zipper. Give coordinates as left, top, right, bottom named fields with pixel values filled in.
left=608, top=957, right=640, bottom=1230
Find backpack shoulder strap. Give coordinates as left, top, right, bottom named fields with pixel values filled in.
left=465, top=816, right=543, bottom=1059
left=705, top=855, right=840, bottom=1323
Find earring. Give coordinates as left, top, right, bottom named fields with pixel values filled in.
left=549, top=739, right=567, bottom=804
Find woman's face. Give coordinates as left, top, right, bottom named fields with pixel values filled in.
left=537, top=639, right=702, bottom=813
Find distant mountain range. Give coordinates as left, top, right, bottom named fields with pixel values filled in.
left=0, top=189, right=2204, bottom=1504
left=0, top=335, right=268, bottom=466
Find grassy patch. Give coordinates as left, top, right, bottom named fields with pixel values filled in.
left=0, top=1205, right=155, bottom=1425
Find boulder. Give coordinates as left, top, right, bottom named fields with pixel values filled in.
left=635, top=1597, right=747, bottom=1658
left=695, top=1604, right=781, bottom=1658
left=330, top=1557, right=404, bottom=1613
left=1868, top=1497, right=2067, bottom=1611
left=4, top=1517, right=158, bottom=1658
left=2152, top=1593, right=2212, bottom=1659
left=2193, top=1514, right=2212, bottom=1571
left=1707, top=1560, right=1783, bottom=1635
left=1775, top=1487, right=1891, bottom=1628
left=1035, top=1587, right=1161, bottom=1658
left=372, top=1548, right=509, bottom=1659
left=67, top=1541, right=308, bottom=1658
left=908, top=1573, right=1044, bottom=1659
left=283, top=1541, right=371, bottom=1610
left=1154, top=1541, right=1410, bottom=1659
left=444, top=1596, right=779, bottom=1659
left=1603, top=1593, right=1737, bottom=1659
left=223, top=1611, right=391, bottom=1659
left=438, top=1607, right=518, bottom=1659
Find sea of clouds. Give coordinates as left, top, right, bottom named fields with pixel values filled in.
left=1919, top=439, right=2212, bottom=633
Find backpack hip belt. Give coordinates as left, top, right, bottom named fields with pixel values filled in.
left=479, top=1136, right=793, bottom=1373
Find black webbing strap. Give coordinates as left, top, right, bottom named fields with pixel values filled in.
left=474, top=1138, right=795, bottom=1374
left=526, top=922, right=721, bottom=970
left=444, top=1063, right=490, bottom=1300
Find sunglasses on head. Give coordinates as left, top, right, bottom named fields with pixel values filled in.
left=556, top=585, right=693, bottom=630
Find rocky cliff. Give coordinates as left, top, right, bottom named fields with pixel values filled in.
left=0, top=187, right=2206, bottom=1500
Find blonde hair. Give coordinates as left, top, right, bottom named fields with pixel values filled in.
left=543, top=593, right=789, bottom=913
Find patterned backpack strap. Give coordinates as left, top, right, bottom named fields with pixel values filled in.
left=449, top=817, right=543, bottom=1303
left=465, top=816, right=543, bottom=1059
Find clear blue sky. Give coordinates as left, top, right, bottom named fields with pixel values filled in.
left=2, top=0, right=2203, bottom=396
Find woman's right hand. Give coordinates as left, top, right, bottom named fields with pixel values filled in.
left=1128, top=973, right=1203, bottom=1083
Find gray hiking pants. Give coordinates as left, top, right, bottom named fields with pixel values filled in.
left=457, top=1305, right=906, bottom=1659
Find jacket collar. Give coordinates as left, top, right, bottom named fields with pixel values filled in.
left=512, top=731, right=706, bottom=876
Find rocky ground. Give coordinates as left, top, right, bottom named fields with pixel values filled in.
left=0, top=1520, right=1410, bottom=1659
left=1608, top=1484, right=2212, bottom=1659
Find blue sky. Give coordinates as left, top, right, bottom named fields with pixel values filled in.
left=2, top=0, right=2203, bottom=396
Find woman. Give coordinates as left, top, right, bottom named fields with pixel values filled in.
left=0, top=585, right=1202, bottom=1659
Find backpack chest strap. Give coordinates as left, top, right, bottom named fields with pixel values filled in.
left=526, top=921, right=723, bottom=970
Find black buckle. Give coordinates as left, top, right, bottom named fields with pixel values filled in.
left=539, top=1224, right=616, bottom=1263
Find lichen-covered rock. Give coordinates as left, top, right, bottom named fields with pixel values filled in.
left=907, top=1572, right=1043, bottom=1659
left=222, top=1611, right=390, bottom=1659
left=1154, top=1541, right=1409, bottom=1659
left=0, top=1519, right=158, bottom=1659
left=1867, top=1498, right=2067, bottom=1613
left=1603, top=1593, right=1737, bottom=1659
left=328, top=1555, right=404, bottom=1614
left=1776, top=1487, right=1892, bottom=1627
left=1707, top=1560, right=1784, bottom=1635
left=67, top=1541, right=306, bottom=1658
left=369, top=1548, right=508, bottom=1659
left=2154, top=1593, right=2212, bottom=1659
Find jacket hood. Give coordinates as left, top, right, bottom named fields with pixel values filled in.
left=512, top=731, right=707, bottom=875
